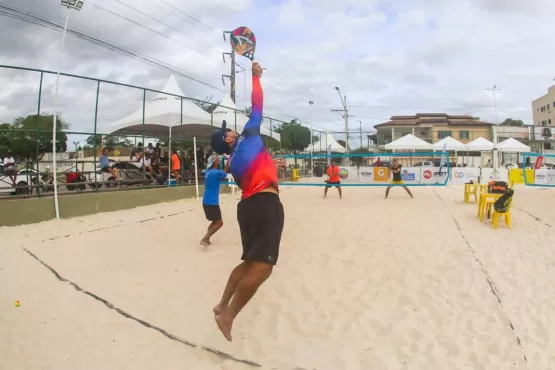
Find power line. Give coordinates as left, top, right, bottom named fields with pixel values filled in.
left=85, top=0, right=218, bottom=62
left=159, top=0, right=222, bottom=39
left=0, top=3, right=224, bottom=92
left=108, top=0, right=222, bottom=54
left=152, top=1, right=334, bottom=107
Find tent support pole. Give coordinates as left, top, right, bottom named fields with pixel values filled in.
left=168, top=126, right=172, bottom=187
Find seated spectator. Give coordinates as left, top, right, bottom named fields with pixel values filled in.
left=130, top=142, right=143, bottom=161
left=99, top=147, right=119, bottom=179
left=3, top=150, right=17, bottom=186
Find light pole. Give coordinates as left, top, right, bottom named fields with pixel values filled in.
left=331, top=86, right=349, bottom=154
left=52, top=0, right=84, bottom=220
left=308, top=100, right=314, bottom=170
left=486, top=85, right=501, bottom=180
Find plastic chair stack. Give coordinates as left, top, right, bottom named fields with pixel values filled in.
left=226, top=174, right=238, bottom=195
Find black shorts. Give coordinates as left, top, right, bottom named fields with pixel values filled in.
left=203, top=204, right=222, bottom=221
left=237, top=192, right=284, bottom=265
left=101, top=167, right=110, bottom=173
left=325, top=181, right=341, bottom=188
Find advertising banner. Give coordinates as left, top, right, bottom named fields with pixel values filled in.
left=535, top=169, right=555, bottom=185
left=421, top=167, right=449, bottom=184
left=337, top=167, right=358, bottom=182
left=400, top=167, right=420, bottom=184
left=451, top=168, right=480, bottom=185
left=373, top=167, right=389, bottom=182
left=359, top=167, right=374, bottom=183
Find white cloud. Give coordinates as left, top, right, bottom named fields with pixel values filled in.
left=1, top=0, right=554, bottom=150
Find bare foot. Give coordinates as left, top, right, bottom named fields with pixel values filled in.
left=200, top=239, right=210, bottom=248
left=215, top=314, right=233, bottom=342
left=213, top=303, right=226, bottom=317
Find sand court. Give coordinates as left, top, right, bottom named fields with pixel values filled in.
left=2, top=185, right=555, bottom=369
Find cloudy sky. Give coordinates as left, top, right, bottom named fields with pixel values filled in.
left=0, top=0, right=554, bottom=148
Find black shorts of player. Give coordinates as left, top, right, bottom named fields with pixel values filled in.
left=203, top=204, right=222, bottom=221
left=237, top=192, right=284, bottom=266
left=101, top=166, right=110, bottom=173
left=325, top=181, right=341, bottom=188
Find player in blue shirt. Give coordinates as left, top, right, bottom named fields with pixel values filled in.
left=200, top=155, right=229, bottom=247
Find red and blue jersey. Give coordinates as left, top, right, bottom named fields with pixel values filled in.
left=229, top=75, right=278, bottom=199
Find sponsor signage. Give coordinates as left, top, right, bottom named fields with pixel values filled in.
left=373, top=167, right=389, bottom=182
left=401, top=169, right=415, bottom=181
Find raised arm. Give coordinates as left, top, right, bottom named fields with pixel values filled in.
left=244, top=62, right=263, bottom=131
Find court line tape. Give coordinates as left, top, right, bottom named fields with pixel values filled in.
left=432, top=189, right=528, bottom=364
left=516, top=208, right=552, bottom=228
left=22, top=247, right=262, bottom=368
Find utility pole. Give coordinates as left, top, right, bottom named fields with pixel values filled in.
left=485, top=85, right=501, bottom=179
left=222, top=31, right=236, bottom=103
left=358, top=120, right=363, bottom=148
left=332, top=87, right=349, bottom=154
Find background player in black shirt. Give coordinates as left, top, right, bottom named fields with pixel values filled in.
left=385, top=158, right=414, bottom=199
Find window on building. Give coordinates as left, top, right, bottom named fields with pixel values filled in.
left=541, top=106, right=545, bottom=112
left=438, top=131, right=451, bottom=139
left=549, top=119, right=552, bottom=125
left=459, top=131, right=470, bottom=139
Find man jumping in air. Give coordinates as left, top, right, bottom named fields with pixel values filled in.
left=385, top=158, right=413, bottom=199
left=200, top=155, right=229, bottom=247
left=210, top=61, right=284, bottom=342
left=324, top=160, right=342, bottom=199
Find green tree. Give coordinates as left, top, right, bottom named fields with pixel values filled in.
left=500, top=118, right=526, bottom=126
left=0, top=123, right=11, bottom=154
left=2, top=114, right=69, bottom=159
left=273, top=119, right=317, bottom=150
left=84, top=135, right=132, bottom=149
left=349, top=147, right=371, bottom=167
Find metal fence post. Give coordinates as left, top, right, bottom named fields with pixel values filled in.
left=35, top=72, right=43, bottom=197
left=142, top=89, right=146, bottom=183
left=93, top=80, right=100, bottom=190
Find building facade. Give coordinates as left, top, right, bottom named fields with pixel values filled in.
left=532, top=85, right=555, bottom=126
left=374, top=113, right=493, bottom=148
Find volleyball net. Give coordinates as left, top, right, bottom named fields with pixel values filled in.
left=275, top=152, right=452, bottom=187
left=522, top=152, right=555, bottom=187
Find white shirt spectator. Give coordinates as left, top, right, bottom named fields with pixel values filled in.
left=140, top=157, right=151, bottom=167
left=3, top=156, right=15, bottom=168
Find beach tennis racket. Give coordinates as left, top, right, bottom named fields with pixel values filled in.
left=230, top=26, right=256, bottom=60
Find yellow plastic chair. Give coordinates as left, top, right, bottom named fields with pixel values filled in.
left=492, top=197, right=513, bottom=229
left=464, top=183, right=479, bottom=203
left=292, top=168, right=300, bottom=182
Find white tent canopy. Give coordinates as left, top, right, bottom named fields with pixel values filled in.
left=385, top=134, right=433, bottom=150
left=497, top=137, right=531, bottom=153
left=465, top=137, right=494, bottom=151
left=433, top=136, right=466, bottom=151
left=212, top=94, right=280, bottom=142
left=306, top=133, right=346, bottom=153
left=105, top=75, right=212, bottom=133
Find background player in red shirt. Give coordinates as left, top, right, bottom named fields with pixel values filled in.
left=210, top=62, right=284, bottom=341
left=324, top=160, right=342, bottom=199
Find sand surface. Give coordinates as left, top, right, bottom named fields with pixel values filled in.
left=1, top=184, right=555, bottom=369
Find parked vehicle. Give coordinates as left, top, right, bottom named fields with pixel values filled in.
left=0, top=163, right=42, bottom=195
